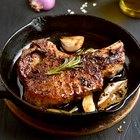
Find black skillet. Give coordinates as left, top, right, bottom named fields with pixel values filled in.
left=0, top=15, right=140, bottom=124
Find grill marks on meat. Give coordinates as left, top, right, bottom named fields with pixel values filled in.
left=18, top=39, right=125, bottom=108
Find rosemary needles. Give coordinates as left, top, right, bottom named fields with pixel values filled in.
left=46, top=56, right=83, bottom=75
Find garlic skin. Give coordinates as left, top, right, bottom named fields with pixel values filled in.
left=29, top=0, right=56, bottom=12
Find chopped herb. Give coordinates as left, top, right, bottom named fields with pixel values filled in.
left=77, top=48, right=95, bottom=55
left=47, top=106, right=78, bottom=114
left=117, top=125, right=123, bottom=133
left=69, top=106, right=78, bottom=113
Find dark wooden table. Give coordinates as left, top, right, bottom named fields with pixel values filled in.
left=0, top=0, right=140, bottom=139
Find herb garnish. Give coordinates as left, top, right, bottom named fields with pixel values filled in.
left=46, top=56, right=83, bottom=75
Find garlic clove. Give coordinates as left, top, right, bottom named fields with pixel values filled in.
left=82, top=94, right=96, bottom=112
left=60, top=36, right=84, bottom=52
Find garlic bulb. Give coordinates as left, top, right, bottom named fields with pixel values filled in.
left=29, top=0, right=56, bottom=12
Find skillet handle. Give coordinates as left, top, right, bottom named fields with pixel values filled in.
left=0, top=90, right=12, bottom=99
left=0, top=82, right=13, bottom=99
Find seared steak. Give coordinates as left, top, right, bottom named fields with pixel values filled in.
left=18, top=39, right=125, bottom=108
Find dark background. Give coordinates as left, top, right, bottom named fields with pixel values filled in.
left=0, top=0, right=140, bottom=140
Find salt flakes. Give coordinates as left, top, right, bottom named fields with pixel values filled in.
left=67, top=1, right=97, bottom=14
left=70, top=11, right=75, bottom=14
left=123, top=121, right=126, bottom=124
left=80, top=2, right=88, bottom=14
left=67, top=9, right=75, bottom=15
left=67, top=9, right=71, bottom=13
left=93, top=3, right=97, bottom=7
left=81, top=9, right=87, bottom=14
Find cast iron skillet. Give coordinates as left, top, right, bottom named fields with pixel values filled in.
left=0, top=15, right=140, bottom=123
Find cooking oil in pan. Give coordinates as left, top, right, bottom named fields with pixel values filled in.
left=12, top=65, right=128, bottom=114
left=9, top=39, right=129, bottom=113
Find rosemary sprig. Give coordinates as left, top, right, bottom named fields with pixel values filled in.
left=46, top=56, right=83, bottom=75
left=77, top=48, right=95, bottom=55
left=46, top=106, right=78, bottom=114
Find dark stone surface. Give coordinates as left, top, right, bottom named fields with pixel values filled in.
left=0, top=0, right=140, bottom=139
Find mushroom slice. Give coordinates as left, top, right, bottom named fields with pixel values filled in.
left=82, top=94, right=96, bottom=112
left=60, top=36, right=84, bottom=52
left=98, top=79, right=128, bottom=110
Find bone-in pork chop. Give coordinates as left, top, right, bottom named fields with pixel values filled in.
left=18, top=39, right=125, bottom=108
